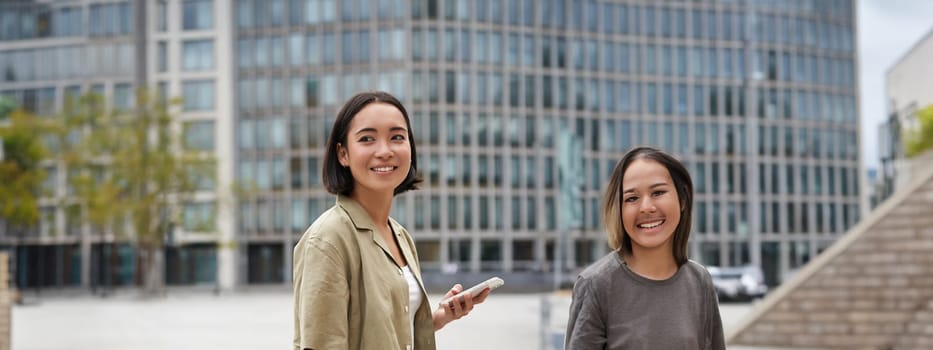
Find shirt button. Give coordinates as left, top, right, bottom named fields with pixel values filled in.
left=405, top=306, right=409, bottom=312
left=406, top=346, right=411, bottom=350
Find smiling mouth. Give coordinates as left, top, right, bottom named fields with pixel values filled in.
left=637, top=220, right=665, bottom=229
left=371, top=166, right=397, bottom=173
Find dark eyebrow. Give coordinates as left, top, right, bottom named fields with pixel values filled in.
left=622, top=182, right=669, bottom=194
left=353, top=126, right=408, bottom=136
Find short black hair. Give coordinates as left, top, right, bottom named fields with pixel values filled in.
left=602, top=146, right=694, bottom=266
left=322, top=91, right=423, bottom=196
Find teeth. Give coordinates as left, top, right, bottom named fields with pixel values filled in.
left=638, top=220, right=664, bottom=229
left=372, top=166, right=394, bottom=172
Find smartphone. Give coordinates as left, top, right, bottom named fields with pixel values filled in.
left=441, top=277, right=505, bottom=305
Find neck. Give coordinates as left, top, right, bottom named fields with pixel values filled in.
left=350, top=188, right=394, bottom=229
left=623, top=247, right=678, bottom=280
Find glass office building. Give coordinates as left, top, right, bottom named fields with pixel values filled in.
left=1, top=0, right=860, bottom=291
left=0, top=0, right=236, bottom=290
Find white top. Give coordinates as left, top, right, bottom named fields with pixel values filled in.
left=401, top=265, right=422, bottom=348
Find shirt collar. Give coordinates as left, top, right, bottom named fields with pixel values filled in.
left=335, top=195, right=378, bottom=232
left=336, top=195, right=405, bottom=260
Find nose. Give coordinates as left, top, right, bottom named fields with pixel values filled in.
left=374, top=139, right=394, bottom=159
left=639, top=197, right=657, bottom=213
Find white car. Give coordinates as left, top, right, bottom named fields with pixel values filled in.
left=706, top=266, right=768, bottom=301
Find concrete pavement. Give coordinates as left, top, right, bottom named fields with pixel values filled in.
left=12, top=289, right=754, bottom=350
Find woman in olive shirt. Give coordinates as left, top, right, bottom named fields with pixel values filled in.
left=293, top=91, right=488, bottom=350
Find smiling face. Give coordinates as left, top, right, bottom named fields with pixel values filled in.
left=620, top=158, right=682, bottom=256
left=337, top=102, right=412, bottom=198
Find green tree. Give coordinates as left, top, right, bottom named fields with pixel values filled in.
left=904, top=105, right=933, bottom=157
left=55, top=91, right=214, bottom=295
left=0, top=97, right=46, bottom=237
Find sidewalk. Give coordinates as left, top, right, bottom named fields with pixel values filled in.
left=12, top=289, right=753, bottom=350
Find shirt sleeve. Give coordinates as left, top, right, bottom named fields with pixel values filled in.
left=295, top=236, right=350, bottom=350
left=565, top=275, right=607, bottom=350
left=706, top=277, right=726, bottom=350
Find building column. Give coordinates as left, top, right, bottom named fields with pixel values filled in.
left=214, top=0, right=237, bottom=291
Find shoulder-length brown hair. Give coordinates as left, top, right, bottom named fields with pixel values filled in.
left=601, top=147, right=694, bottom=266
left=322, top=91, right=423, bottom=196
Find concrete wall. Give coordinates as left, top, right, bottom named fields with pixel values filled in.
left=727, top=161, right=933, bottom=349
left=887, top=29, right=933, bottom=119
left=0, top=252, right=10, bottom=350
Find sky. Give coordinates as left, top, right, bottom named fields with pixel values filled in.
left=858, top=0, right=933, bottom=169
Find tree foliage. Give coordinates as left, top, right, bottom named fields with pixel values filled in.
left=904, top=105, right=933, bottom=158
left=0, top=98, right=46, bottom=229
left=54, top=91, right=214, bottom=294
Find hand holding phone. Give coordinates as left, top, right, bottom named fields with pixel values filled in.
left=441, top=277, right=504, bottom=305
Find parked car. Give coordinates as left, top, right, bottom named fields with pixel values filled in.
left=706, top=265, right=768, bottom=302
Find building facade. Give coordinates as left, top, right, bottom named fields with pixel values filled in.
left=875, top=27, right=933, bottom=208
left=0, top=0, right=861, bottom=291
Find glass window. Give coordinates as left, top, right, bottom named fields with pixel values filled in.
left=304, top=34, right=320, bottom=65
left=321, top=0, right=336, bottom=22
left=646, top=83, right=657, bottom=114
left=182, top=40, right=214, bottom=71
left=342, top=31, right=355, bottom=63
left=288, top=34, right=304, bottom=66
left=378, top=29, right=393, bottom=61
left=236, top=0, right=253, bottom=27
left=676, top=84, right=688, bottom=115
left=303, top=0, right=320, bottom=23
left=67, top=7, right=82, bottom=36
left=643, top=6, right=655, bottom=36
left=359, top=30, right=371, bottom=63
left=462, top=196, right=473, bottom=230
left=157, top=1, right=168, bottom=31
left=440, top=29, right=452, bottom=62
left=113, top=83, right=132, bottom=110
left=644, top=45, right=658, bottom=74
left=271, top=158, right=285, bottom=190
left=525, top=156, right=536, bottom=188
left=255, top=78, right=270, bottom=108
left=183, top=202, right=216, bottom=231
left=183, top=0, right=213, bottom=30
left=526, top=196, right=536, bottom=229
left=117, top=2, right=132, bottom=34
left=616, top=82, right=629, bottom=113
left=506, top=33, right=520, bottom=66
left=270, top=0, right=285, bottom=25
left=271, top=36, right=284, bottom=66
left=182, top=80, right=214, bottom=111
left=254, top=37, right=269, bottom=67
left=290, top=78, right=304, bottom=107
left=322, top=32, right=335, bottom=64
left=523, top=34, right=535, bottom=66
left=662, top=83, right=673, bottom=115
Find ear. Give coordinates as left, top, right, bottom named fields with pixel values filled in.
left=337, top=143, right=349, bottom=167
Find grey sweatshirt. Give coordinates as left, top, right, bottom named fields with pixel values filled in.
left=565, top=251, right=725, bottom=350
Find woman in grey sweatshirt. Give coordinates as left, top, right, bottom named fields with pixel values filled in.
left=565, top=147, right=725, bottom=350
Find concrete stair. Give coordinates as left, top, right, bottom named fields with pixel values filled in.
left=894, top=299, right=933, bottom=350
left=727, top=160, right=933, bottom=349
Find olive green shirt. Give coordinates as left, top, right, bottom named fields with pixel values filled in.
left=293, top=196, right=435, bottom=350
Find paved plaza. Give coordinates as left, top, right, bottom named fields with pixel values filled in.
left=13, top=289, right=752, bottom=350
